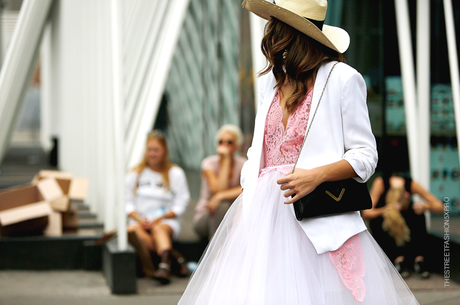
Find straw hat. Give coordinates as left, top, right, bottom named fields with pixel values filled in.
left=242, top=0, right=350, bottom=53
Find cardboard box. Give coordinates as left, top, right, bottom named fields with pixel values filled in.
left=44, top=211, right=63, bottom=236
left=36, top=178, right=69, bottom=212
left=32, top=170, right=89, bottom=229
left=0, top=179, right=64, bottom=236
left=32, top=170, right=89, bottom=202
left=62, top=202, right=79, bottom=230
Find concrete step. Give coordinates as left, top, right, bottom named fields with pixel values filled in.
left=78, top=211, right=97, bottom=220
left=0, top=234, right=103, bottom=270
left=78, top=218, right=104, bottom=229
left=74, top=202, right=90, bottom=212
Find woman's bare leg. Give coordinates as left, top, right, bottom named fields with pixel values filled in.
left=151, top=223, right=173, bottom=255
left=127, top=224, right=156, bottom=276
left=151, top=223, right=174, bottom=284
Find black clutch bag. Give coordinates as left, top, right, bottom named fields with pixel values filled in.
left=291, top=62, right=372, bottom=221
left=292, top=179, right=372, bottom=221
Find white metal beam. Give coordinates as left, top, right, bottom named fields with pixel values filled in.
left=123, top=0, right=162, bottom=137
left=394, top=0, right=420, bottom=180
left=417, top=0, right=430, bottom=189
left=443, top=0, right=460, bottom=167
left=417, top=0, right=431, bottom=228
left=124, top=1, right=167, bottom=161
left=126, top=0, right=191, bottom=169
left=0, top=0, right=53, bottom=161
left=40, top=22, right=53, bottom=152
left=111, top=0, right=127, bottom=251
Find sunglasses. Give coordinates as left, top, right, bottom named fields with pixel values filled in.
left=218, top=140, right=234, bottom=145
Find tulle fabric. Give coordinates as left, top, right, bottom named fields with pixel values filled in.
left=178, top=167, right=420, bottom=305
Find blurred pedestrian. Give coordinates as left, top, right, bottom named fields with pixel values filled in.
left=193, top=124, right=246, bottom=241
left=362, top=173, right=444, bottom=278
left=126, top=130, right=190, bottom=284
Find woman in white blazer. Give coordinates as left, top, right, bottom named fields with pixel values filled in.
left=241, top=60, right=378, bottom=254
left=179, top=1, right=420, bottom=304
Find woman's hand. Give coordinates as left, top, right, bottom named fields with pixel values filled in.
left=147, top=211, right=176, bottom=228
left=412, top=202, right=427, bottom=215
left=216, top=145, right=231, bottom=157
left=137, top=217, right=151, bottom=230
left=277, top=168, right=323, bottom=204
left=277, top=160, right=357, bottom=205
left=129, top=212, right=150, bottom=229
left=148, top=216, right=164, bottom=228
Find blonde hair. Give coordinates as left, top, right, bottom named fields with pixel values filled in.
left=382, top=186, right=411, bottom=247
left=132, top=130, right=174, bottom=192
left=214, top=124, right=243, bottom=148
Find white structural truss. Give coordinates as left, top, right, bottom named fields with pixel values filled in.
left=416, top=0, right=431, bottom=193
left=394, top=0, right=459, bottom=227
left=444, top=0, right=460, bottom=168
left=0, top=0, right=53, bottom=162
left=394, top=0, right=420, bottom=181
left=0, top=0, right=244, bottom=250
left=0, top=0, right=191, bottom=250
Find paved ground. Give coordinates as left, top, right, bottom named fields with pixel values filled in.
left=0, top=270, right=459, bottom=305
left=0, top=271, right=186, bottom=305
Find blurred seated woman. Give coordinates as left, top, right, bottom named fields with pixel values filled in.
left=193, top=124, right=247, bottom=241
left=125, top=130, right=190, bottom=284
left=362, top=172, right=444, bottom=279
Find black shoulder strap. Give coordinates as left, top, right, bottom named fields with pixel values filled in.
left=292, top=62, right=339, bottom=173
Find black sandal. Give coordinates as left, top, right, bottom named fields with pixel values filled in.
left=152, top=250, right=171, bottom=284
left=171, top=249, right=190, bottom=277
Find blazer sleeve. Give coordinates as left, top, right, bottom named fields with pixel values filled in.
left=340, top=69, right=378, bottom=183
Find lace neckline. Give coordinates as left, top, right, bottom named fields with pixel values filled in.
left=277, top=87, right=314, bottom=131
left=262, top=88, right=314, bottom=168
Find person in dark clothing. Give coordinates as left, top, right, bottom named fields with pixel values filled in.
left=362, top=174, right=444, bottom=278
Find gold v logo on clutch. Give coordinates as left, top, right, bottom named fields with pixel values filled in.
left=326, top=188, right=345, bottom=202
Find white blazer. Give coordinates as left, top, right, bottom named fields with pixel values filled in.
left=240, top=61, right=378, bottom=254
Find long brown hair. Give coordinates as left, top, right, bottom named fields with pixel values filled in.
left=132, top=130, right=175, bottom=191
left=260, top=17, right=345, bottom=113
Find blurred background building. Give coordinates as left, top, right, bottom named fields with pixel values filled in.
left=0, top=0, right=459, bottom=243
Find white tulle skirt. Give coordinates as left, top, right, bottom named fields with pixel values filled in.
left=178, top=166, right=420, bottom=305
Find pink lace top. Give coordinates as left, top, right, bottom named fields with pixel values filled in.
left=262, top=88, right=366, bottom=303
left=263, top=88, right=313, bottom=168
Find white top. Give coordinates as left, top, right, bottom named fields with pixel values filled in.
left=125, top=166, right=190, bottom=221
